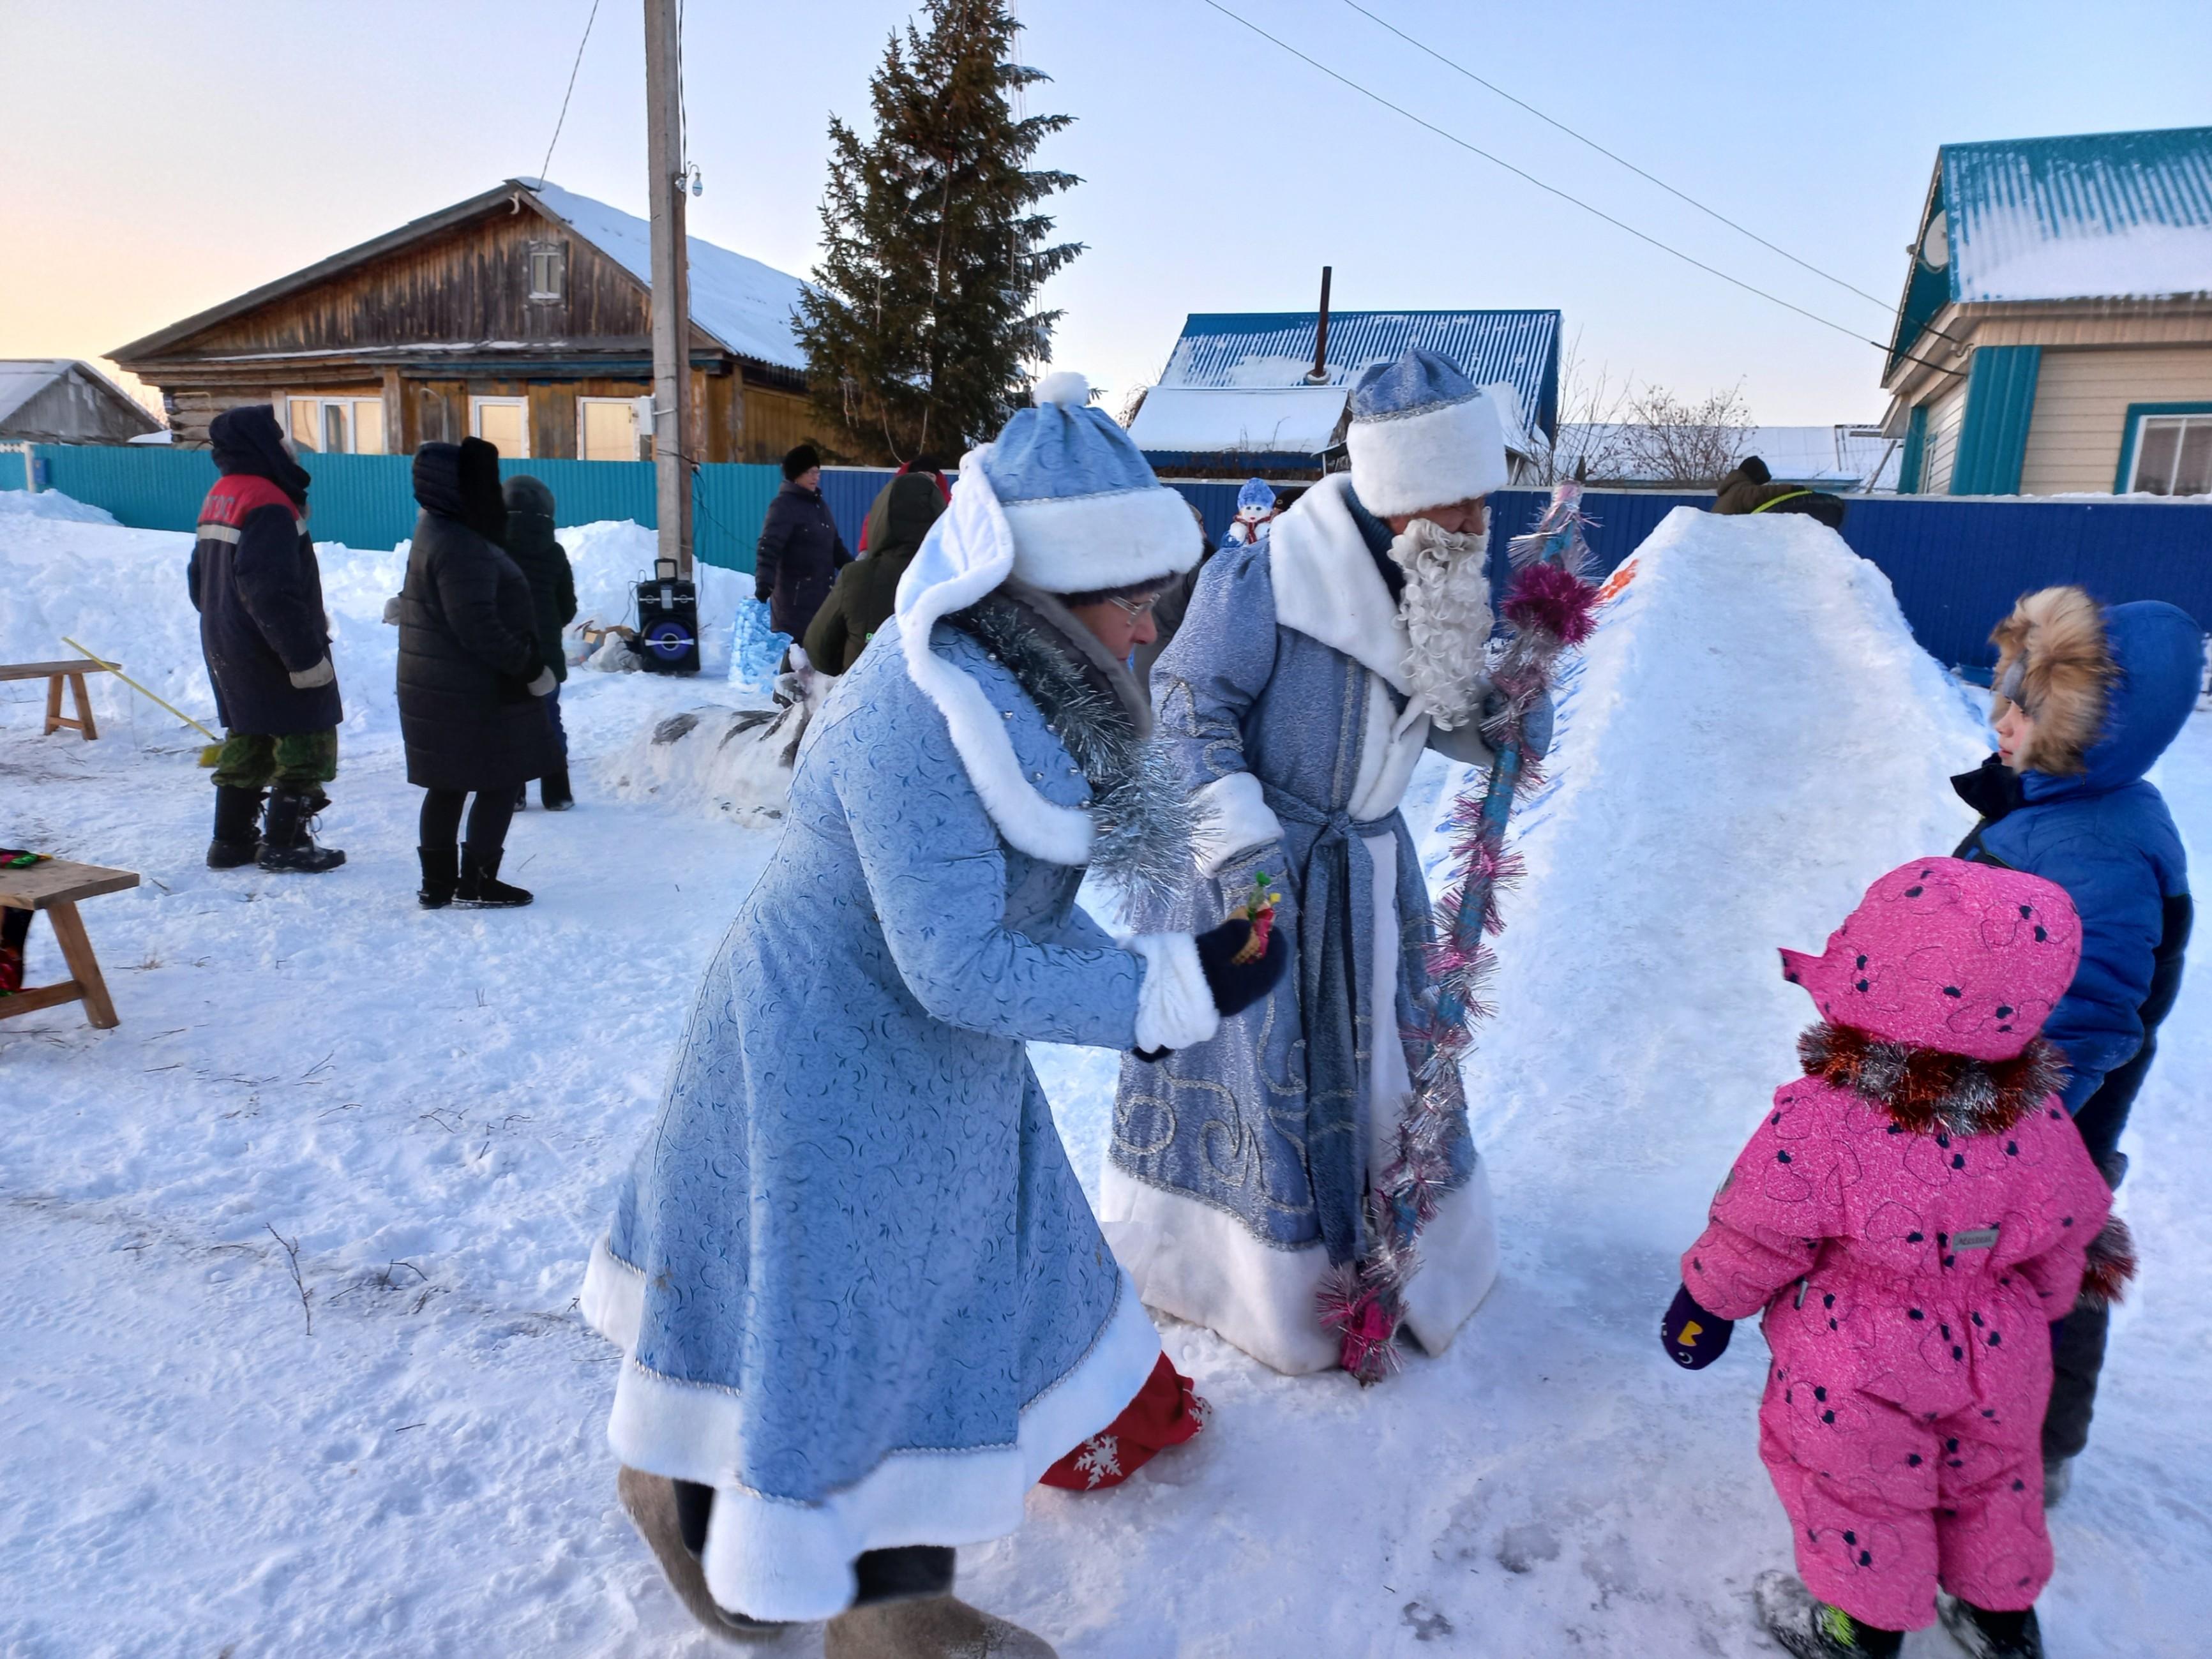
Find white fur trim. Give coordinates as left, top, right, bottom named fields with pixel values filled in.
left=1265, top=473, right=1411, bottom=692
left=1125, top=932, right=1220, bottom=1053
left=1188, top=770, right=1285, bottom=876
left=582, top=1238, right=1162, bottom=1623
left=1034, top=368, right=1090, bottom=407
left=1002, top=484, right=1203, bottom=596
left=1097, top=1161, right=1497, bottom=1376
left=1346, top=389, right=1509, bottom=519
left=1097, top=1164, right=1341, bottom=1375
left=893, top=454, right=1096, bottom=866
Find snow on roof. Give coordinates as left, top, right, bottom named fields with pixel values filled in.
left=0, top=358, right=162, bottom=434
left=1938, top=127, right=2212, bottom=303
left=1553, top=424, right=1900, bottom=490
left=1127, top=385, right=1349, bottom=459
left=1157, top=309, right=1562, bottom=439
left=0, top=359, right=81, bottom=425
left=516, top=178, right=809, bottom=372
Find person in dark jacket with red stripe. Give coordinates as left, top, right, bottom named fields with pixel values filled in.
left=187, top=403, right=345, bottom=873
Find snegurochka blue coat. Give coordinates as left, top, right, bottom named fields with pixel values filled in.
left=581, top=466, right=1206, bottom=1624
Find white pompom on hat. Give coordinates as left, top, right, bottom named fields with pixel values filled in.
left=1344, top=348, right=1510, bottom=518
left=974, top=370, right=1202, bottom=595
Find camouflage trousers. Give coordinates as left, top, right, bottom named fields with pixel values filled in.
left=212, top=729, right=339, bottom=791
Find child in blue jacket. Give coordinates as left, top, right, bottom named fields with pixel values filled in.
left=1951, top=585, right=2202, bottom=1498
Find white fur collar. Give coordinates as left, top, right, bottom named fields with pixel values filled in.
left=893, top=454, right=1095, bottom=867
left=1264, top=472, right=1410, bottom=694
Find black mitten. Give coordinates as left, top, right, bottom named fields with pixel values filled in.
left=1193, top=917, right=1288, bottom=1020
left=1660, top=1283, right=1733, bottom=1370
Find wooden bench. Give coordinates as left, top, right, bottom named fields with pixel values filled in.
left=0, top=658, right=113, bottom=739
left=0, top=857, right=140, bottom=1029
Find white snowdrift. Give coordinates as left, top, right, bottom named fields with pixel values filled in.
left=0, top=486, right=118, bottom=525
left=3, top=507, right=2207, bottom=1658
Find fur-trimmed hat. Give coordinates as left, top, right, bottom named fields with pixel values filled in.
left=1989, top=586, right=2116, bottom=776
left=976, top=371, right=1201, bottom=596
left=781, top=444, right=820, bottom=481
left=1344, top=348, right=1510, bottom=518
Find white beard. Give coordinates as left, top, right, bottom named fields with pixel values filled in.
left=1387, top=518, right=1494, bottom=732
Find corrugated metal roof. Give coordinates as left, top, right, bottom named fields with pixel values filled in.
left=1939, top=127, right=2212, bottom=304
left=1156, top=309, right=1561, bottom=438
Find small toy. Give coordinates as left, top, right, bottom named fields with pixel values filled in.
left=1230, top=869, right=1281, bottom=964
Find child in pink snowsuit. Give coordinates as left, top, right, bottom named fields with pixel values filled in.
left=1663, top=858, right=2130, bottom=1658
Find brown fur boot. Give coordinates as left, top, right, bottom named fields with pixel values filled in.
left=614, top=1466, right=786, bottom=1644
left=824, top=1596, right=1058, bottom=1658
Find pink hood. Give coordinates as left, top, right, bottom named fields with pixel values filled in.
left=1780, top=857, right=2082, bottom=1061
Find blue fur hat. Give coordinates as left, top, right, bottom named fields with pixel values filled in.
left=977, top=372, right=1201, bottom=594
left=1346, top=347, right=1509, bottom=518
left=1237, top=477, right=1277, bottom=513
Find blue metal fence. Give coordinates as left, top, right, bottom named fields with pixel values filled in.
left=23, top=445, right=2211, bottom=670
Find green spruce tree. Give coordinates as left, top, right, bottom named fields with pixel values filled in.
left=795, top=0, right=1081, bottom=463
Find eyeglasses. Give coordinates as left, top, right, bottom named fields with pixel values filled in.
left=1105, top=592, right=1162, bottom=621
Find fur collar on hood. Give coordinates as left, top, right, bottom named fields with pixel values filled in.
left=1989, top=586, right=2115, bottom=776
left=1799, top=1021, right=2066, bottom=1137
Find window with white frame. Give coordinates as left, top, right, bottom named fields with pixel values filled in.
left=470, top=396, right=529, bottom=457
left=2128, top=412, right=2212, bottom=497
left=527, top=241, right=566, bottom=302
left=578, top=395, right=652, bottom=462
left=285, top=394, right=386, bottom=454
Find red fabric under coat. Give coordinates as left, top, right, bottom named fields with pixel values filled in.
left=1038, top=1353, right=1207, bottom=1490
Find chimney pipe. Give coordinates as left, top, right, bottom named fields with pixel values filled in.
left=1306, top=266, right=1332, bottom=383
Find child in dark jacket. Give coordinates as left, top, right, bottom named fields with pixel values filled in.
left=1950, top=587, right=2200, bottom=1490
left=1662, top=858, right=2130, bottom=1659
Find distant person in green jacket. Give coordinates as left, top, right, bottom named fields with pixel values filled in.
left=803, top=467, right=947, bottom=675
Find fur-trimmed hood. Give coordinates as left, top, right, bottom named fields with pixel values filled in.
left=1990, top=587, right=2202, bottom=795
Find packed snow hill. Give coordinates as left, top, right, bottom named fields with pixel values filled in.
left=2, top=498, right=2205, bottom=1657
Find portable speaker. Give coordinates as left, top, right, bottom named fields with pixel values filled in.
left=635, top=557, right=700, bottom=675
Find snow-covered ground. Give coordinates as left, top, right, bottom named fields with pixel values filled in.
left=3, top=504, right=2204, bottom=1657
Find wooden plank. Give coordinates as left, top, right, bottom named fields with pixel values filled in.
left=45, top=900, right=119, bottom=1028
left=0, top=859, right=142, bottom=910
left=0, top=660, right=116, bottom=680
left=0, top=979, right=86, bottom=1020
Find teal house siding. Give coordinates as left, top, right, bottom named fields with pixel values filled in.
left=1951, top=346, right=2042, bottom=495
left=1897, top=406, right=1930, bottom=493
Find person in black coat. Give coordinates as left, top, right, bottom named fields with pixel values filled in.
left=501, top=474, right=578, bottom=811
left=187, top=403, right=345, bottom=873
left=396, top=439, right=557, bottom=908
left=754, top=444, right=849, bottom=645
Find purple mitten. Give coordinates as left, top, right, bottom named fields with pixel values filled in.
left=1660, top=1283, right=1733, bottom=1370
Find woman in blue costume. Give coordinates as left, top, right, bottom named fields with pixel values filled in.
left=580, top=373, right=1283, bottom=1657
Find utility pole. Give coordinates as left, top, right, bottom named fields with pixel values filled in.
left=644, top=0, right=693, bottom=578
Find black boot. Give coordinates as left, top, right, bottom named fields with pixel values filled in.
left=456, top=845, right=531, bottom=907
left=1754, top=1572, right=1902, bottom=1658
left=541, top=765, right=573, bottom=812
left=513, top=783, right=530, bottom=811
left=257, top=786, right=345, bottom=873
left=417, top=846, right=459, bottom=910
left=1939, top=1597, right=2045, bottom=1659
left=207, top=786, right=265, bottom=869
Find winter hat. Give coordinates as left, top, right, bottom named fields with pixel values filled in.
left=781, top=443, right=820, bottom=481
left=975, top=371, right=1201, bottom=596
left=1780, top=857, right=2082, bottom=1061
left=1237, top=477, right=1277, bottom=514
left=1344, top=347, right=1510, bottom=518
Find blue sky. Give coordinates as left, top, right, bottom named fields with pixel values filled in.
left=8, top=1, right=2209, bottom=424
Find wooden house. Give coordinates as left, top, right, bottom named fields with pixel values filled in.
left=110, top=178, right=820, bottom=464
left=1883, top=127, right=2212, bottom=497
left=0, top=360, right=164, bottom=444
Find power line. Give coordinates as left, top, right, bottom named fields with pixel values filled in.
left=1194, top=0, right=1962, bottom=379
left=1338, top=0, right=1895, bottom=313
left=537, top=0, right=603, bottom=185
